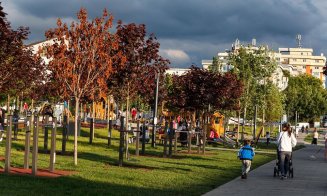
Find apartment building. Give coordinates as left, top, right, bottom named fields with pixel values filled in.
left=165, top=68, right=190, bottom=76
left=202, top=37, right=327, bottom=89
left=277, top=47, right=326, bottom=88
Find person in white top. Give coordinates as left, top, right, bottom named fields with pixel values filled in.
left=277, top=123, right=297, bottom=179
left=312, top=128, right=319, bottom=145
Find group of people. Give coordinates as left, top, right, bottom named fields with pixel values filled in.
left=238, top=123, right=297, bottom=180
left=239, top=123, right=327, bottom=180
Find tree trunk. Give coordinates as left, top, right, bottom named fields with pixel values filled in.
left=74, top=97, right=80, bottom=165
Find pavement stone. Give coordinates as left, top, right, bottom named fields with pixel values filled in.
left=203, top=132, right=327, bottom=196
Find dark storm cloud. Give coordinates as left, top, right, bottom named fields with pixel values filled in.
left=3, top=0, right=325, bottom=67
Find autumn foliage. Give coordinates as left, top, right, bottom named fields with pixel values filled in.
left=43, top=8, right=124, bottom=165
left=0, top=2, right=45, bottom=97
left=108, top=21, right=169, bottom=106
left=166, top=66, right=244, bottom=113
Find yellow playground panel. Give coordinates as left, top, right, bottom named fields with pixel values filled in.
left=92, top=98, right=116, bottom=120
left=207, top=112, right=224, bottom=137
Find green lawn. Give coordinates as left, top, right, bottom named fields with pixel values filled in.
left=0, top=125, right=275, bottom=196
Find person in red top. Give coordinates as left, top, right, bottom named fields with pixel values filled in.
left=23, top=102, right=28, bottom=111
left=131, top=107, right=137, bottom=121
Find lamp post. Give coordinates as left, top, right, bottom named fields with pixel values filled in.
left=152, top=69, right=160, bottom=148
left=253, top=105, right=257, bottom=140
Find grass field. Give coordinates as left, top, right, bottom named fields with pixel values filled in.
left=0, top=125, right=275, bottom=196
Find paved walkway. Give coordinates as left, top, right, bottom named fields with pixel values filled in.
left=204, top=132, right=327, bottom=196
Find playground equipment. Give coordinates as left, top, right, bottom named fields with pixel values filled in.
left=207, top=111, right=224, bottom=139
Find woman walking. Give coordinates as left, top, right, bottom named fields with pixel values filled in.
left=312, top=128, right=319, bottom=145
left=277, top=123, right=297, bottom=180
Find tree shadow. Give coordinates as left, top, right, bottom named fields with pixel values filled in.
left=0, top=172, right=199, bottom=196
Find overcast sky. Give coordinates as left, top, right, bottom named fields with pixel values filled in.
left=2, top=0, right=327, bottom=68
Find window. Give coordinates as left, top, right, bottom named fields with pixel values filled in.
left=293, top=59, right=297, bottom=62
left=303, top=66, right=306, bottom=69
left=315, top=60, right=319, bottom=63
left=313, top=72, right=320, bottom=78
left=301, top=52, right=303, bottom=55
left=315, top=67, right=319, bottom=69
left=303, top=59, right=306, bottom=62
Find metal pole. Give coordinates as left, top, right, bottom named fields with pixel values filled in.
left=174, top=130, right=178, bottom=153
left=32, top=114, right=39, bottom=176
left=295, top=111, right=298, bottom=135
left=50, top=117, right=57, bottom=171
left=118, top=116, right=124, bottom=167
left=163, top=121, right=168, bottom=157
left=44, top=115, right=49, bottom=151
left=237, top=109, right=240, bottom=146
left=152, top=71, right=159, bottom=148
left=168, top=121, right=173, bottom=157
left=253, top=105, right=257, bottom=140
left=108, top=120, right=112, bottom=146
left=24, top=115, right=31, bottom=169
left=136, top=120, right=140, bottom=156
left=188, top=124, right=192, bottom=154
left=141, top=121, right=146, bottom=155
left=62, top=115, right=67, bottom=153
left=5, top=115, right=12, bottom=173
left=202, top=116, right=207, bottom=154
left=89, top=118, right=93, bottom=144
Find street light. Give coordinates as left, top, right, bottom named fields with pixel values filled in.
left=152, top=68, right=160, bottom=148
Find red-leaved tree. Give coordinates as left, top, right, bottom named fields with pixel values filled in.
left=44, top=8, right=124, bottom=165
left=0, top=3, right=46, bottom=103
left=108, top=21, right=169, bottom=119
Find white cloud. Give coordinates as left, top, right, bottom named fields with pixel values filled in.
left=160, top=49, right=191, bottom=66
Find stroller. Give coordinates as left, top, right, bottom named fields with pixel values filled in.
left=273, top=149, right=294, bottom=178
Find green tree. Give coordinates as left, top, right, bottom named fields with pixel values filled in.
left=283, top=74, right=327, bottom=122
left=208, top=56, right=221, bottom=73
left=265, top=83, right=284, bottom=122
left=229, top=46, right=277, bottom=136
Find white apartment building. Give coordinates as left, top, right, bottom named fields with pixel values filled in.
left=26, top=39, right=58, bottom=64
left=277, top=47, right=326, bottom=88
left=165, top=68, right=190, bottom=76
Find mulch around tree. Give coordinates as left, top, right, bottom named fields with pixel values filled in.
left=0, top=167, right=76, bottom=178
left=0, top=156, right=75, bottom=177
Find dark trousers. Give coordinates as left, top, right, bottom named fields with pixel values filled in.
left=266, top=138, right=270, bottom=146
left=279, top=151, right=291, bottom=176
left=312, top=138, right=318, bottom=145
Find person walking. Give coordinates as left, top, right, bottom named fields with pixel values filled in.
left=312, top=128, right=319, bottom=145
left=238, top=139, right=255, bottom=179
left=266, top=131, right=270, bottom=146
left=277, top=123, right=297, bottom=180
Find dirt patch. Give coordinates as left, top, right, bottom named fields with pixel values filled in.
left=0, top=167, right=76, bottom=178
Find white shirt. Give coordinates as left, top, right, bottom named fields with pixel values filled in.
left=277, top=131, right=297, bottom=152
left=313, top=132, right=319, bottom=139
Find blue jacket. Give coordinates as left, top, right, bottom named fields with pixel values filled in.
left=238, top=145, right=255, bottom=160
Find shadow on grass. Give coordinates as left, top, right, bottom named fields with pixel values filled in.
left=152, top=159, right=228, bottom=170
left=78, top=152, right=160, bottom=171
left=0, top=172, right=207, bottom=196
